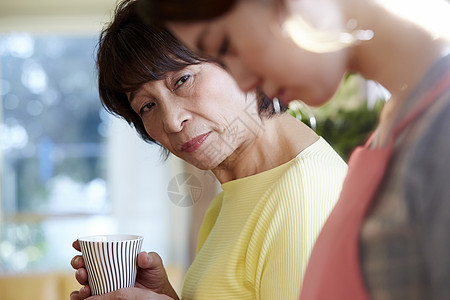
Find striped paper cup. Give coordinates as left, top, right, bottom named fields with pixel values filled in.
left=78, top=234, right=143, bottom=296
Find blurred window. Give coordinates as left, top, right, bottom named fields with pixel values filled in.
left=0, top=33, right=110, bottom=271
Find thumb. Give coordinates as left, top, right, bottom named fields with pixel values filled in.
left=137, top=251, right=164, bottom=270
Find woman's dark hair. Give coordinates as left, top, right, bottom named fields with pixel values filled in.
left=137, top=0, right=238, bottom=23
left=98, top=0, right=284, bottom=157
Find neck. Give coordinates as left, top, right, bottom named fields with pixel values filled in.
left=346, top=0, right=450, bottom=144
left=350, top=1, right=449, bottom=98
left=212, top=114, right=318, bottom=184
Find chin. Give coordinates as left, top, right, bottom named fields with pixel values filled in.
left=281, top=90, right=325, bottom=107
left=305, top=97, right=333, bottom=107
left=189, top=159, right=219, bottom=171
left=277, top=90, right=299, bottom=106
left=299, top=87, right=340, bottom=107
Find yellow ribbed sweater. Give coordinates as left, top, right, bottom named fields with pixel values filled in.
left=181, top=137, right=348, bottom=300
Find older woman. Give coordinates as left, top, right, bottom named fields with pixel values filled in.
left=70, top=1, right=347, bottom=299
left=139, top=0, right=450, bottom=299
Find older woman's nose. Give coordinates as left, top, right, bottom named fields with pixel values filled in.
left=162, top=104, right=190, bottom=133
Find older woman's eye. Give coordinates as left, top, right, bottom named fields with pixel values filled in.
left=173, top=74, right=191, bottom=90
left=139, top=102, right=155, bottom=115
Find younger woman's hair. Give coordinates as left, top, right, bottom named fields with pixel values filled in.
left=137, top=0, right=238, bottom=23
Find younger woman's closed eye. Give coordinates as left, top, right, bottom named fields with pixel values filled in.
left=217, top=36, right=230, bottom=58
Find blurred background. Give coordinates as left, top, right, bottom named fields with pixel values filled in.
left=0, top=1, right=387, bottom=299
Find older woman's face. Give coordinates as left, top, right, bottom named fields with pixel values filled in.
left=169, top=0, right=349, bottom=107
left=128, top=63, right=261, bottom=170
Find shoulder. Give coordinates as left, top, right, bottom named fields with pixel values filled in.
left=295, top=137, right=347, bottom=163
left=410, top=88, right=450, bottom=153
left=260, top=138, right=347, bottom=222
left=272, top=137, right=347, bottom=200
left=196, top=192, right=224, bottom=249
left=201, top=192, right=223, bottom=226
left=290, top=137, right=348, bottom=176
left=405, top=91, right=450, bottom=216
left=406, top=94, right=450, bottom=185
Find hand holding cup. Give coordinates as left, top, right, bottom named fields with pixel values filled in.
left=77, top=234, right=143, bottom=296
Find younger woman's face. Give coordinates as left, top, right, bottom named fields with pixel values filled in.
left=169, top=0, right=349, bottom=107
left=128, top=63, right=262, bottom=170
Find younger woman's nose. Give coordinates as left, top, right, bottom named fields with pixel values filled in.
left=224, top=56, right=262, bottom=93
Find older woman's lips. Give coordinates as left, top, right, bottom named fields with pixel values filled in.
left=181, top=132, right=211, bottom=153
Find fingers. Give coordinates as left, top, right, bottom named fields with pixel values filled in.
left=70, top=285, right=91, bottom=300
left=71, top=255, right=88, bottom=285
left=69, top=291, right=82, bottom=300
left=73, top=240, right=81, bottom=251
left=70, top=240, right=90, bottom=298
left=75, top=267, right=88, bottom=285
left=71, top=255, right=85, bottom=269
left=87, top=288, right=175, bottom=300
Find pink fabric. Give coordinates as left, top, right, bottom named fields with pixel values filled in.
left=300, top=73, right=450, bottom=300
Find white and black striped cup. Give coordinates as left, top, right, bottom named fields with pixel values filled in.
left=78, top=234, right=143, bottom=296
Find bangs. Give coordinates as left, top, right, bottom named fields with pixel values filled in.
left=98, top=20, right=205, bottom=94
